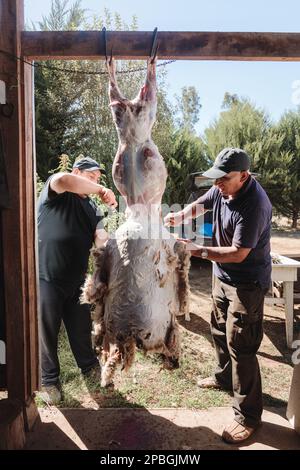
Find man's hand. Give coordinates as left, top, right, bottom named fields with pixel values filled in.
left=164, top=211, right=184, bottom=227
left=177, top=238, right=202, bottom=257
left=99, top=187, right=117, bottom=208
left=95, top=229, right=109, bottom=248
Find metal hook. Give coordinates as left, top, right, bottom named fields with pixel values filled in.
left=102, top=27, right=107, bottom=61
left=150, top=27, right=159, bottom=62
left=102, top=27, right=113, bottom=64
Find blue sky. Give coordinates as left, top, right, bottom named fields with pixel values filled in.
left=24, top=0, right=300, bottom=134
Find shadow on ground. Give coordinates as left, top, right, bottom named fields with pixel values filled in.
left=178, top=313, right=213, bottom=345
left=25, top=403, right=300, bottom=450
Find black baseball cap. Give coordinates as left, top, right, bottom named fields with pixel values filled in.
left=202, top=148, right=251, bottom=179
left=72, top=156, right=106, bottom=174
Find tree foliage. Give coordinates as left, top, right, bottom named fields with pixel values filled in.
left=205, top=96, right=271, bottom=166
left=222, top=92, right=239, bottom=109
left=269, top=110, right=300, bottom=228
left=31, top=3, right=299, bottom=228
left=32, top=0, right=175, bottom=190
left=163, top=130, right=209, bottom=206
left=175, top=86, right=202, bottom=133
left=204, top=94, right=300, bottom=228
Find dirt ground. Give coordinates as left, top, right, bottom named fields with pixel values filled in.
left=25, top=406, right=300, bottom=450
left=188, top=228, right=300, bottom=396
left=188, top=256, right=300, bottom=374
left=39, top=229, right=300, bottom=411
left=4, top=230, right=300, bottom=449
left=49, top=238, right=300, bottom=411
left=26, top=244, right=300, bottom=450
left=270, top=230, right=300, bottom=256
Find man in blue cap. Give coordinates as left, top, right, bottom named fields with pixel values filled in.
left=164, top=147, right=272, bottom=444
left=37, top=156, right=117, bottom=404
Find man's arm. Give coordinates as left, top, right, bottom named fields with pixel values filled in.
left=164, top=186, right=215, bottom=227
left=180, top=240, right=251, bottom=263
left=164, top=197, right=208, bottom=227
left=50, top=173, right=117, bottom=207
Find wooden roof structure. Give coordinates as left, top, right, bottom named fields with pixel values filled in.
left=1, top=0, right=300, bottom=449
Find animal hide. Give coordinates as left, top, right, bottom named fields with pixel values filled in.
left=82, top=58, right=190, bottom=387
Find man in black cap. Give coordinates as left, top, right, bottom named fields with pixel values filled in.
left=164, top=147, right=272, bottom=444
left=37, top=156, right=117, bottom=404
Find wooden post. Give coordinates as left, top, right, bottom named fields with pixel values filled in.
left=0, top=0, right=38, bottom=441
left=0, top=0, right=300, bottom=452
left=0, top=399, right=25, bottom=450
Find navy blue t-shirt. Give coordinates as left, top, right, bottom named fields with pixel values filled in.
left=38, top=176, right=104, bottom=287
left=197, top=176, right=272, bottom=288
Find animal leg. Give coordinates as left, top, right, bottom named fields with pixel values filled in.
left=81, top=246, right=108, bottom=351
left=163, top=317, right=180, bottom=369
left=174, top=242, right=191, bottom=321
left=101, top=344, right=122, bottom=387
left=106, top=57, right=127, bottom=104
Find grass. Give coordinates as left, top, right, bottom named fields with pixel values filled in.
left=34, top=257, right=296, bottom=411
left=35, top=320, right=294, bottom=410
left=261, top=364, right=293, bottom=406
left=35, top=324, right=233, bottom=409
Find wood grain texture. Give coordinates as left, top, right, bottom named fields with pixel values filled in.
left=21, top=31, right=300, bottom=61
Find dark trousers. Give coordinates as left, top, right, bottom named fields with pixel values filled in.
left=211, top=276, right=267, bottom=427
left=39, top=279, right=98, bottom=386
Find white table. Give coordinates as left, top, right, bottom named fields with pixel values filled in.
left=266, top=254, right=300, bottom=348
left=287, top=362, right=300, bottom=435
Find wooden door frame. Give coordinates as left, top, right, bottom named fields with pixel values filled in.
left=1, top=0, right=300, bottom=449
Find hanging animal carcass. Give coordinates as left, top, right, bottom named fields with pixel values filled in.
left=82, top=57, right=190, bottom=387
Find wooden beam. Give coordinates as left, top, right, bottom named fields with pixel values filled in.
left=21, top=30, right=300, bottom=61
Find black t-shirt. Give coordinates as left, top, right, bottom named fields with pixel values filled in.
left=38, top=176, right=103, bottom=286
left=197, top=176, right=272, bottom=288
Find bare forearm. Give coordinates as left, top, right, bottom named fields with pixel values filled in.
left=164, top=197, right=207, bottom=227
left=192, top=245, right=251, bottom=263
left=52, top=173, right=106, bottom=196
left=183, top=200, right=205, bottom=220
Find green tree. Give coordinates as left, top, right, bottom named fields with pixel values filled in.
left=163, top=129, right=209, bottom=206
left=204, top=93, right=300, bottom=228
left=222, top=92, right=239, bottom=109
left=205, top=95, right=271, bottom=167
left=37, top=0, right=85, bottom=30
left=175, top=86, right=202, bottom=133
left=32, top=0, right=175, bottom=190
left=269, top=110, right=300, bottom=228
left=33, top=0, right=87, bottom=179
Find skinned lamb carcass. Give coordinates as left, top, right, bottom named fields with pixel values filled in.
left=82, top=57, right=190, bottom=387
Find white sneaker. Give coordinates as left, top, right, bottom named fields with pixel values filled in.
left=197, top=376, right=222, bottom=389
left=38, top=384, right=62, bottom=405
